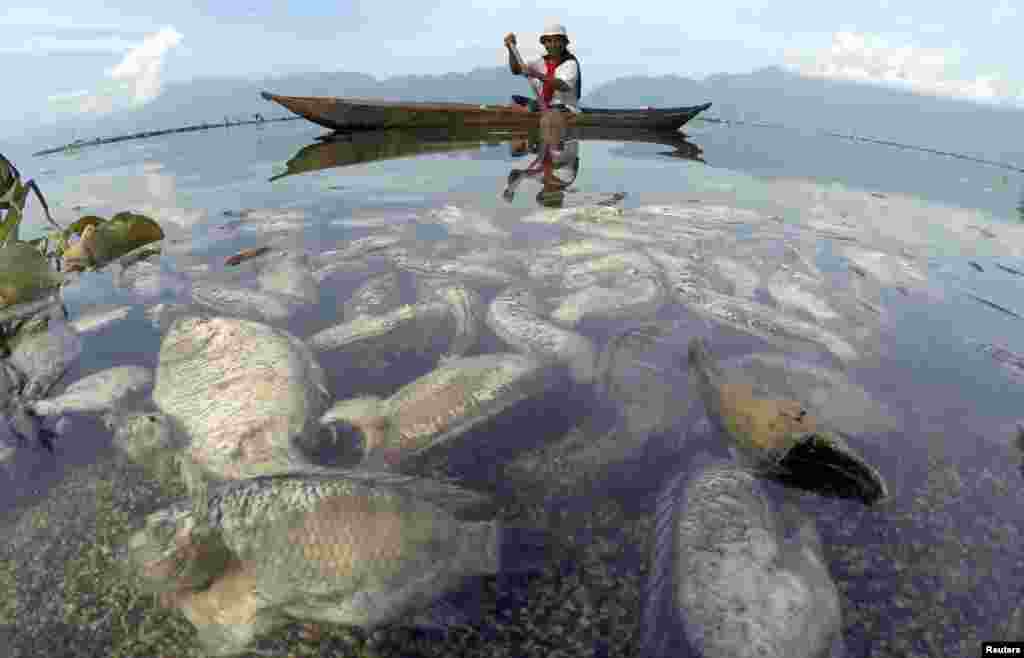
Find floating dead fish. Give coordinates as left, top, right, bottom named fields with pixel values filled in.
left=190, top=281, right=308, bottom=324
left=7, top=306, right=83, bottom=399
left=68, top=305, right=132, bottom=335
left=641, top=459, right=844, bottom=658
left=256, top=251, right=319, bottom=305
left=709, top=256, right=761, bottom=299
left=307, top=301, right=454, bottom=366
left=562, top=250, right=658, bottom=290
left=665, top=271, right=860, bottom=363
left=339, top=353, right=561, bottom=471
left=718, top=352, right=901, bottom=439
left=521, top=204, right=624, bottom=225
left=688, top=337, right=887, bottom=504
left=153, top=316, right=331, bottom=482
left=486, top=286, right=597, bottom=384
left=842, top=247, right=927, bottom=290
left=122, top=470, right=545, bottom=657
left=426, top=205, right=508, bottom=237
left=392, top=252, right=517, bottom=286
left=342, top=271, right=403, bottom=322
left=549, top=274, right=666, bottom=327
left=28, top=365, right=153, bottom=416
left=764, top=280, right=840, bottom=324
left=969, top=261, right=985, bottom=272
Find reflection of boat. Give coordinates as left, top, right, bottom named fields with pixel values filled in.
left=270, top=127, right=704, bottom=181
left=260, top=92, right=711, bottom=132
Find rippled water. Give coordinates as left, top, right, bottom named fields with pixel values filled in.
left=2, top=116, right=1024, bottom=657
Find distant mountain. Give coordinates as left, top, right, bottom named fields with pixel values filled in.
left=586, top=66, right=1024, bottom=167
left=8, top=65, right=1024, bottom=168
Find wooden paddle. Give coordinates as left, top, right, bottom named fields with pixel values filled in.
left=509, top=41, right=548, bottom=111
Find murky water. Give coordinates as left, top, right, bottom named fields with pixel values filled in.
left=2, top=116, right=1023, bottom=657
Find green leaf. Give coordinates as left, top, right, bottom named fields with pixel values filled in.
left=0, top=242, right=63, bottom=308
left=89, top=212, right=165, bottom=267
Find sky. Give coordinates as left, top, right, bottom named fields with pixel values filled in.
left=1, top=1, right=1021, bottom=135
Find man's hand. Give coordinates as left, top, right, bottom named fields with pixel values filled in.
left=504, top=33, right=517, bottom=48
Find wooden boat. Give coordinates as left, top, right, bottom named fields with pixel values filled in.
left=260, top=91, right=712, bottom=132
left=268, top=126, right=704, bottom=181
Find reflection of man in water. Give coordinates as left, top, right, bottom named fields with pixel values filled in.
left=503, top=138, right=580, bottom=207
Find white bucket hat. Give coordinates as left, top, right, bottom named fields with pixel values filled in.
left=540, top=23, right=569, bottom=42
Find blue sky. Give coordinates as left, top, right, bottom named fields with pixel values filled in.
left=1, top=1, right=1021, bottom=135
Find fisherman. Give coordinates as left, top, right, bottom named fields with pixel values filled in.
left=504, top=23, right=582, bottom=145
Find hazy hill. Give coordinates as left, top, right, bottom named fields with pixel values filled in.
left=9, top=65, right=1024, bottom=168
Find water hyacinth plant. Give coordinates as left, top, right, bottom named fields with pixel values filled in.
left=0, top=152, right=166, bottom=353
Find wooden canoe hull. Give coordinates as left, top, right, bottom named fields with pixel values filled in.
left=260, top=92, right=712, bottom=132
left=269, top=126, right=705, bottom=181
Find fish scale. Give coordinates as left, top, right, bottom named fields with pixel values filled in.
left=125, top=471, right=507, bottom=656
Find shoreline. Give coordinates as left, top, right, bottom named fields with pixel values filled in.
left=31, top=116, right=305, bottom=157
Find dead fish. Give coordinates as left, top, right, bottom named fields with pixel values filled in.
left=256, top=251, right=319, bottom=305
left=190, top=281, right=307, bottom=324
left=969, top=261, right=985, bottom=272
left=392, top=252, right=517, bottom=286
left=641, top=458, right=845, bottom=658
left=549, top=274, right=666, bottom=327
left=342, top=271, right=403, bottom=322
left=68, top=305, right=132, bottom=335
left=486, top=286, right=597, bottom=384
left=224, top=246, right=272, bottom=266
left=341, top=353, right=561, bottom=471
left=153, top=316, right=331, bottom=482
left=307, top=300, right=454, bottom=364
left=709, top=256, right=761, bottom=299
left=122, top=471, right=546, bottom=657
left=28, top=365, right=153, bottom=417
left=427, top=205, right=508, bottom=237
left=562, top=249, right=658, bottom=290
left=688, top=336, right=887, bottom=504
left=719, top=352, right=901, bottom=438
left=7, top=306, right=83, bottom=400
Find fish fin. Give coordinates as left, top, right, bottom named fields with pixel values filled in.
left=346, top=470, right=496, bottom=521
left=640, top=466, right=691, bottom=658
left=497, top=523, right=551, bottom=575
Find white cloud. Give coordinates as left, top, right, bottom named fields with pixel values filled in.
left=784, top=31, right=1024, bottom=107
left=106, top=27, right=183, bottom=103
left=47, top=27, right=183, bottom=116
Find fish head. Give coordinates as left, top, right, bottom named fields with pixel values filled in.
left=121, top=501, right=231, bottom=594
left=770, top=429, right=888, bottom=506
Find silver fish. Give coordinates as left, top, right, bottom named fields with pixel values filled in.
left=342, top=271, right=403, bottom=322
left=29, top=365, right=153, bottom=417
left=549, top=274, right=666, bottom=327
left=486, top=286, right=597, bottom=384
left=122, top=470, right=542, bottom=656
left=642, top=458, right=845, bottom=658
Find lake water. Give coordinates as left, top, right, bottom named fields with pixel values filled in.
left=2, top=115, right=1023, bottom=657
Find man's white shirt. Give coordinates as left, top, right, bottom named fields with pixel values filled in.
left=525, top=57, right=580, bottom=112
